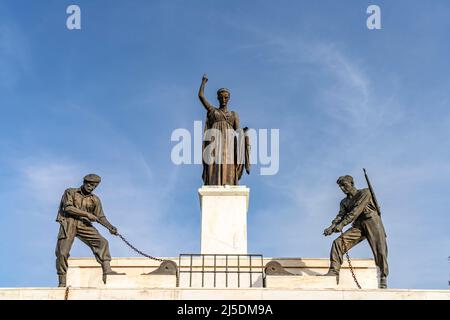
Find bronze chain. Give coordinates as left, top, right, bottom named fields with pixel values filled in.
left=117, top=233, right=166, bottom=262
left=116, top=233, right=180, bottom=286
left=94, top=219, right=166, bottom=262
left=340, top=231, right=362, bottom=289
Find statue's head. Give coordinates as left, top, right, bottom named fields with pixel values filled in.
left=337, top=175, right=355, bottom=195
left=217, top=88, right=230, bottom=107
left=82, top=174, right=101, bottom=194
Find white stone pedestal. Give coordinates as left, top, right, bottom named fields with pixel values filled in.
left=198, top=186, right=250, bottom=254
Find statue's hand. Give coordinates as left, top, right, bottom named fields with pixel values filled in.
left=202, top=74, right=208, bottom=83
left=323, top=226, right=335, bottom=236
left=86, top=213, right=98, bottom=222
left=109, top=226, right=118, bottom=235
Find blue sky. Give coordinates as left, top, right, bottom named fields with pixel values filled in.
left=0, top=0, right=449, bottom=289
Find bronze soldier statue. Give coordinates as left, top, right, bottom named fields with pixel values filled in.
left=323, top=175, right=389, bottom=289
left=55, top=174, right=124, bottom=287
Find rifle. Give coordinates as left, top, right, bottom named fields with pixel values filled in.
left=363, top=168, right=382, bottom=216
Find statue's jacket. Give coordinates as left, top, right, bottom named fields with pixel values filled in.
left=332, top=188, right=384, bottom=231
left=55, top=188, right=105, bottom=239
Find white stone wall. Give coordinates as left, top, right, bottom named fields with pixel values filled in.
left=64, top=257, right=377, bottom=289
left=1, top=257, right=448, bottom=300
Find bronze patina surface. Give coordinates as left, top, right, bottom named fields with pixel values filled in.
left=55, top=174, right=124, bottom=287
left=323, top=175, right=389, bottom=289
left=198, top=74, right=250, bottom=185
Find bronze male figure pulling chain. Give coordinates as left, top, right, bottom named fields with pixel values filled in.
left=55, top=174, right=124, bottom=287
left=322, top=175, right=389, bottom=289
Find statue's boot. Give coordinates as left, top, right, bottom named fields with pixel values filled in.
left=379, top=277, right=387, bottom=289
left=102, top=262, right=126, bottom=284
left=321, top=269, right=339, bottom=277
left=319, top=269, right=340, bottom=284
left=58, top=275, right=66, bottom=287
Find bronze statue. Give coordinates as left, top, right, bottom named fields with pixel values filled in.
left=322, top=175, right=389, bottom=289
left=198, top=74, right=250, bottom=185
left=55, top=174, right=124, bottom=287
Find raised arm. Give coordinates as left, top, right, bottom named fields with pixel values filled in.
left=198, top=74, right=214, bottom=112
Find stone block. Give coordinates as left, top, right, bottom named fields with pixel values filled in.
left=199, top=186, right=250, bottom=254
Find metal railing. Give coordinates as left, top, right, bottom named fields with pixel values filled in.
left=178, top=254, right=265, bottom=288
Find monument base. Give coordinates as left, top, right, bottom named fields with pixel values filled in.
left=1, top=257, right=449, bottom=300
left=199, top=186, right=250, bottom=254
left=65, top=257, right=376, bottom=289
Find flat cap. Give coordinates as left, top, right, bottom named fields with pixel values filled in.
left=83, top=174, right=101, bottom=183
left=336, top=175, right=354, bottom=186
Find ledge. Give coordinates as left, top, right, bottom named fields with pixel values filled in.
left=1, top=287, right=449, bottom=300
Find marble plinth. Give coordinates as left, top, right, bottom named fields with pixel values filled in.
left=199, top=186, right=250, bottom=254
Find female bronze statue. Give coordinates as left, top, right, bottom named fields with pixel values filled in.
left=198, top=74, right=250, bottom=185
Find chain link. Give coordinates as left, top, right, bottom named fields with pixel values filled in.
left=84, top=219, right=180, bottom=286
left=117, top=234, right=166, bottom=262
left=94, top=218, right=166, bottom=262
left=340, top=231, right=361, bottom=289
left=116, top=233, right=180, bottom=286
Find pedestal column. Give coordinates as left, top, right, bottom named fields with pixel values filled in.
left=198, top=186, right=250, bottom=254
